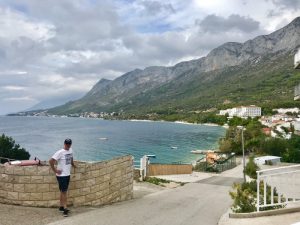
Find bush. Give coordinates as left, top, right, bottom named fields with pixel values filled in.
left=230, top=181, right=257, bottom=213
left=0, top=134, right=30, bottom=163
left=244, top=157, right=259, bottom=179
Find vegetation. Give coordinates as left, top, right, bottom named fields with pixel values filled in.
left=144, top=177, right=170, bottom=185
left=230, top=181, right=283, bottom=213
left=244, top=157, right=259, bottom=179
left=0, top=134, right=30, bottom=163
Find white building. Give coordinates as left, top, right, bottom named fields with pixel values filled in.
left=254, top=156, right=281, bottom=165
left=219, top=105, right=261, bottom=118
left=274, top=108, right=300, bottom=114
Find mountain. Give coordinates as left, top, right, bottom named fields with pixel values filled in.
left=49, top=17, right=300, bottom=115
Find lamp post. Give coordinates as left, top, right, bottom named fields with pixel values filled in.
left=237, top=125, right=246, bottom=183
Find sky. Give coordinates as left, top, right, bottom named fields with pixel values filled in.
left=0, top=0, right=300, bottom=115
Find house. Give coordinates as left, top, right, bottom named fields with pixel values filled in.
left=254, top=156, right=281, bottom=165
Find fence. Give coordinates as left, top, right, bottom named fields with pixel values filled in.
left=256, top=164, right=300, bottom=211
left=195, top=153, right=236, bottom=173
left=147, top=163, right=192, bottom=176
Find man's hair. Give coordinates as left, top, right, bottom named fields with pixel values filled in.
left=64, top=138, right=72, bottom=145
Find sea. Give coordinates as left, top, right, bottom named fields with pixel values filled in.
left=0, top=116, right=225, bottom=164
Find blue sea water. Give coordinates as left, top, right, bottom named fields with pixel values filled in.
left=0, top=116, right=225, bottom=164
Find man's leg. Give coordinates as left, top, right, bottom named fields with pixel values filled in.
left=61, top=191, right=68, bottom=209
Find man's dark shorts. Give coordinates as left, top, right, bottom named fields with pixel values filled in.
left=56, top=176, right=70, bottom=192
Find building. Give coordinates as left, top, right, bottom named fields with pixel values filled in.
left=254, top=156, right=281, bottom=165
left=219, top=105, right=261, bottom=118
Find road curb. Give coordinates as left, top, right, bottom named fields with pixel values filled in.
left=229, top=206, right=300, bottom=218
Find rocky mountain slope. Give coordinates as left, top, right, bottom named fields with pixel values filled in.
left=49, top=17, right=300, bottom=115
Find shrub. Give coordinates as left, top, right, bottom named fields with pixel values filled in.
left=0, top=134, right=30, bottom=163
left=244, top=157, right=259, bottom=179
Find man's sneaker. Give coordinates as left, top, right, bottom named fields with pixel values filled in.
left=59, top=206, right=64, bottom=212
left=63, top=209, right=69, bottom=217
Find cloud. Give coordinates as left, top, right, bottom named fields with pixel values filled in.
left=0, top=0, right=298, bottom=114
left=271, top=0, right=300, bottom=10
left=197, top=14, right=260, bottom=33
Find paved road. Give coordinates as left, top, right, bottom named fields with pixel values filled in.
left=47, top=175, right=242, bottom=225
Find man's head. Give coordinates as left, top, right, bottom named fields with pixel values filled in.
left=64, top=138, right=72, bottom=150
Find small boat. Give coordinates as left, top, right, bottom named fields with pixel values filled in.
left=191, top=149, right=215, bottom=154
left=99, top=137, right=108, bottom=140
left=171, top=146, right=178, bottom=149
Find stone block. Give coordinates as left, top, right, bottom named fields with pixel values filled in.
left=85, top=193, right=96, bottom=202
left=44, top=176, right=57, bottom=184
left=42, top=192, right=55, bottom=200
left=37, top=166, right=50, bottom=175
left=38, top=184, right=50, bottom=192
left=69, top=181, right=76, bottom=189
left=0, top=190, right=7, bottom=198
left=91, top=199, right=101, bottom=206
left=49, top=183, right=58, bottom=192
left=35, top=201, right=49, bottom=207
left=4, top=166, right=14, bottom=175
left=90, top=184, right=100, bottom=193
left=13, top=166, right=25, bottom=175
left=0, top=174, right=9, bottom=182
left=104, top=174, right=110, bottom=181
left=86, top=178, right=96, bottom=187
left=95, top=176, right=104, bottom=184
left=74, top=166, right=85, bottom=173
left=110, top=183, right=121, bottom=192
left=75, top=180, right=85, bottom=189
left=24, top=166, right=37, bottom=175
left=73, top=196, right=85, bottom=206
left=19, top=193, right=31, bottom=201
left=25, top=184, right=37, bottom=192
left=48, top=200, right=60, bottom=207
left=14, top=184, right=25, bottom=192
left=99, top=168, right=107, bottom=176
left=7, top=191, right=19, bottom=200
left=71, top=173, right=81, bottom=181
left=69, top=189, right=80, bottom=198
left=18, top=176, right=31, bottom=184
left=91, top=170, right=99, bottom=178
left=22, top=201, right=36, bottom=207
left=80, top=187, right=90, bottom=195
left=3, top=183, right=13, bottom=191
left=31, top=176, right=44, bottom=183
left=111, top=170, right=122, bottom=178
left=30, top=193, right=43, bottom=201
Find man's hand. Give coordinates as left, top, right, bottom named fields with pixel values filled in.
left=56, top=169, right=62, bottom=175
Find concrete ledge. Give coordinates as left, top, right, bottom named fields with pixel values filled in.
left=229, top=206, right=300, bottom=218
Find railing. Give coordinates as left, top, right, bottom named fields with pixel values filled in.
left=256, top=165, right=300, bottom=211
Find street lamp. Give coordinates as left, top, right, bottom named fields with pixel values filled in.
left=237, top=125, right=246, bottom=183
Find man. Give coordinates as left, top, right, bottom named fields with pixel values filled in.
left=49, top=138, right=76, bottom=217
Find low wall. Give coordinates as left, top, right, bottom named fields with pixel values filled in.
left=147, top=164, right=192, bottom=176
left=0, top=155, right=133, bottom=207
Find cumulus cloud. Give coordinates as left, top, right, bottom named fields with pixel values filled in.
left=197, top=14, right=260, bottom=33
left=271, top=0, right=300, bottom=10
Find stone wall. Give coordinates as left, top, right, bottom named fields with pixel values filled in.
left=0, top=155, right=133, bottom=207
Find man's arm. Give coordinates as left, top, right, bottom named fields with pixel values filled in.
left=71, top=157, right=76, bottom=168
left=49, top=158, right=61, bottom=175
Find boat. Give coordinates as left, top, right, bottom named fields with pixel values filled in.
left=171, top=146, right=178, bottom=149
left=99, top=137, right=108, bottom=140
left=190, top=150, right=206, bottom=154
left=190, top=149, right=215, bottom=154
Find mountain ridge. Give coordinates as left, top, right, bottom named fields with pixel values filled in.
left=48, top=17, right=300, bottom=115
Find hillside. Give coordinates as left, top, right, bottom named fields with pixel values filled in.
left=48, top=17, right=300, bottom=115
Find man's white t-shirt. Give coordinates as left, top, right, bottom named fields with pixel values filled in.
left=51, top=148, right=73, bottom=177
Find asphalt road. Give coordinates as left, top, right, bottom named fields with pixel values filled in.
left=47, top=176, right=242, bottom=225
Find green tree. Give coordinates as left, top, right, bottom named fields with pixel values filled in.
left=0, top=134, right=30, bottom=163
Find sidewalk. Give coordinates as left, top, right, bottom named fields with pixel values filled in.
left=219, top=209, right=300, bottom=225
